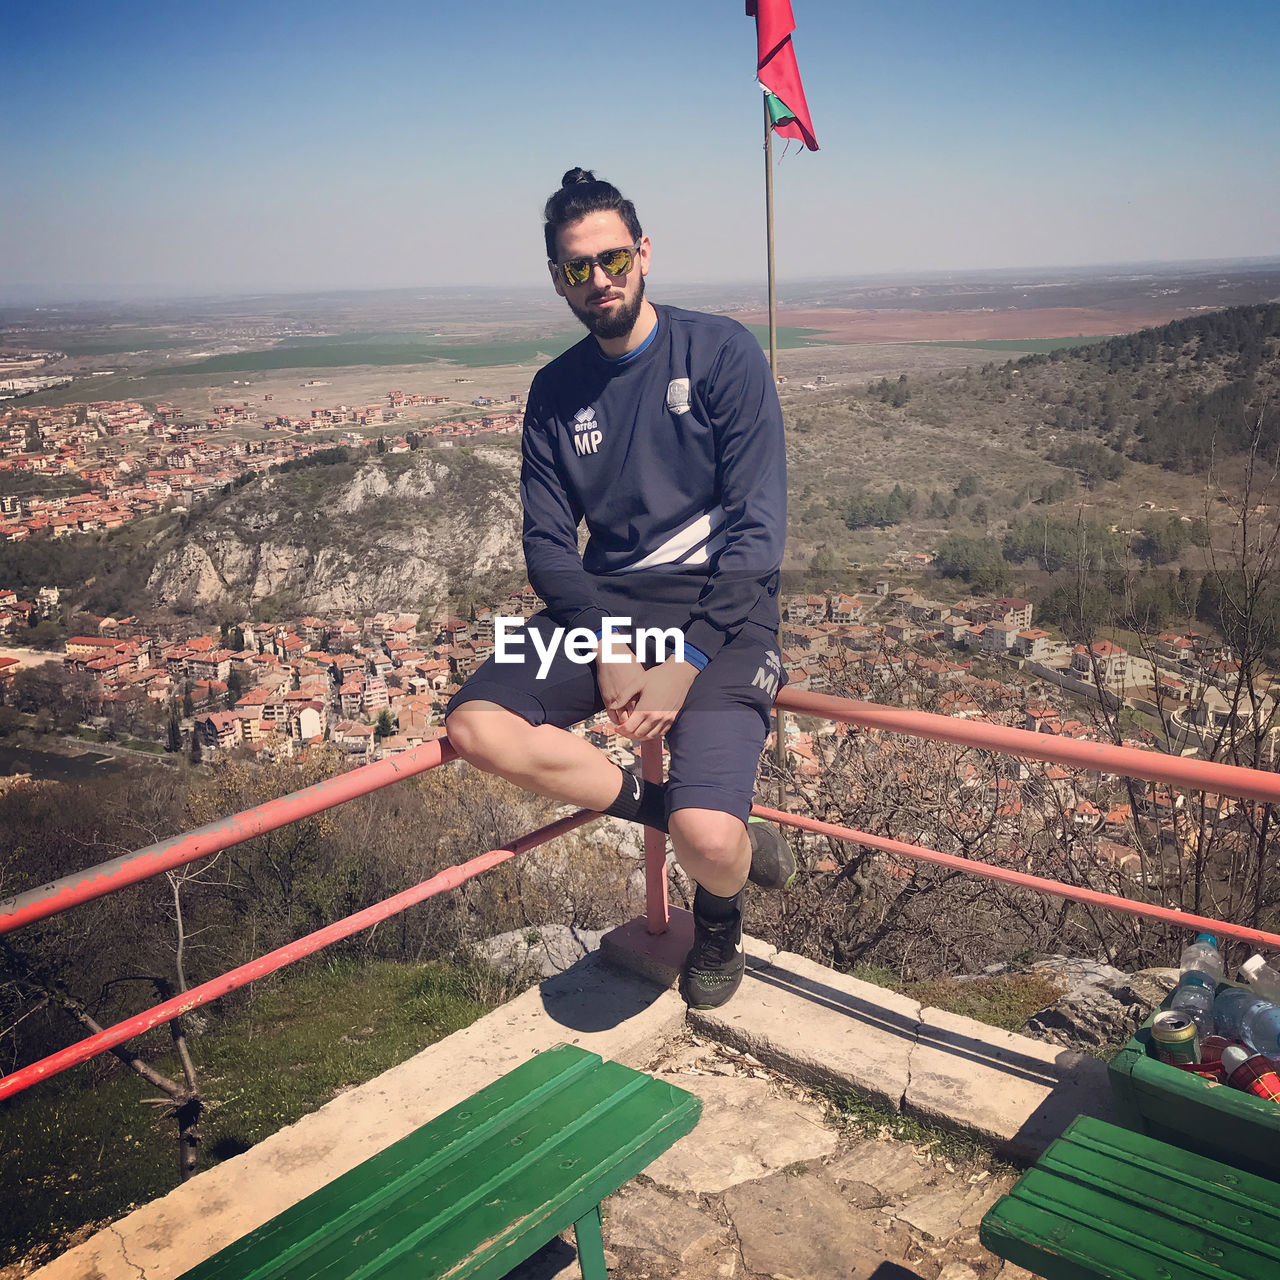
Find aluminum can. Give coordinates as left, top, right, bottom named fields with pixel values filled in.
left=1151, top=1010, right=1200, bottom=1065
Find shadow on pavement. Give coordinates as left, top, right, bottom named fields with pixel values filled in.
left=536, top=954, right=668, bottom=1034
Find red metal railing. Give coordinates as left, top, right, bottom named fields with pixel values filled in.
left=1, top=738, right=460, bottom=935
left=5, top=684, right=1280, bottom=1101
left=0, top=809, right=594, bottom=1101
left=751, top=802, right=1280, bottom=951
left=775, top=688, right=1280, bottom=805
left=641, top=739, right=669, bottom=930
left=763, top=689, right=1280, bottom=950
left=0, top=735, right=591, bottom=1101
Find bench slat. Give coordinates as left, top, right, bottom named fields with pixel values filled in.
left=985, top=1193, right=1251, bottom=1280
left=203, top=1042, right=603, bottom=1276
left=182, top=1045, right=699, bottom=1280
left=1037, top=1126, right=1280, bottom=1257
left=1041, top=1115, right=1280, bottom=1205
left=981, top=1115, right=1280, bottom=1280
left=286, top=1062, right=675, bottom=1278
left=183, top=1044, right=602, bottom=1279
left=418, top=1094, right=700, bottom=1280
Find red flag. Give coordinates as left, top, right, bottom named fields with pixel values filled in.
left=746, top=1, right=818, bottom=151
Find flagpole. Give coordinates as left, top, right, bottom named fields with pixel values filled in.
left=763, top=92, right=778, bottom=379
left=763, top=91, right=785, bottom=807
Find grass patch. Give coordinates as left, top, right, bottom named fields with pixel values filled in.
left=741, top=324, right=831, bottom=350
left=64, top=728, right=166, bottom=754
left=907, top=974, right=1067, bottom=1032
left=166, top=325, right=832, bottom=375
left=0, top=957, right=500, bottom=1270
left=1086, top=1040, right=1128, bottom=1064
left=820, top=1084, right=1020, bottom=1173
left=841, top=965, right=1066, bottom=1034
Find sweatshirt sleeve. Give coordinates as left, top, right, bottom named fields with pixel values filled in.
left=519, top=388, right=608, bottom=633
left=681, top=327, right=788, bottom=661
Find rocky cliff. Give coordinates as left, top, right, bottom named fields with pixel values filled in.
left=145, top=447, right=523, bottom=616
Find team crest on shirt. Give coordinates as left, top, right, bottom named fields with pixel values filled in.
left=665, top=378, right=692, bottom=415
left=572, top=406, right=602, bottom=456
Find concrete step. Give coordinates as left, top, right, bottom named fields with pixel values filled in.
left=602, top=911, right=1117, bottom=1163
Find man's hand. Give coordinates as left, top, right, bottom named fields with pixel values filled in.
left=615, top=658, right=698, bottom=742
left=596, top=646, right=647, bottom=726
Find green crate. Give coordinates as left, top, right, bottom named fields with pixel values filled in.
left=1108, top=982, right=1280, bottom=1180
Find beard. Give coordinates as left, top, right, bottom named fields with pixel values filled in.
left=567, top=276, right=645, bottom=341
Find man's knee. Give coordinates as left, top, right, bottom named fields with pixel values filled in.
left=669, top=808, right=748, bottom=870
left=444, top=701, right=525, bottom=772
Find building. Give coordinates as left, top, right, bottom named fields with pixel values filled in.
left=987, top=597, right=1033, bottom=629
left=1013, top=629, right=1053, bottom=661
left=1070, top=640, right=1129, bottom=694
left=196, top=710, right=242, bottom=750
left=980, top=622, right=1020, bottom=656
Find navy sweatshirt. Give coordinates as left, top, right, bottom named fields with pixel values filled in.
left=520, top=303, right=787, bottom=662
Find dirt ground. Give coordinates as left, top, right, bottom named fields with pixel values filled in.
left=159, top=361, right=537, bottom=428
left=0, top=645, right=59, bottom=670
left=735, top=304, right=1203, bottom=343
left=169, top=299, right=1202, bottom=424
left=164, top=342, right=991, bottom=429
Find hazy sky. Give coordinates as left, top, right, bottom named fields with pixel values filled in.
left=4, top=0, right=1278, bottom=300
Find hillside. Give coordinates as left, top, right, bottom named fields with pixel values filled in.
left=119, top=446, right=522, bottom=619
left=783, top=303, right=1280, bottom=575
left=8, top=305, right=1277, bottom=627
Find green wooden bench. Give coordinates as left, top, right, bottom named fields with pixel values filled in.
left=980, top=1114, right=1280, bottom=1280
left=180, top=1043, right=700, bottom=1280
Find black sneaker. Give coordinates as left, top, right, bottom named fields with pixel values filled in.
left=747, top=816, right=796, bottom=890
left=679, top=890, right=746, bottom=1010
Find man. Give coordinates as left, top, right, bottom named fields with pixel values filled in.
left=445, top=168, right=790, bottom=1009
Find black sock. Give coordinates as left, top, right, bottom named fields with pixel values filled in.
left=693, top=884, right=744, bottom=922
left=603, top=769, right=669, bottom=833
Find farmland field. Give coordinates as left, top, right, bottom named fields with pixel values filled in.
left=33, top=333, right=212, bottom=357
left=169, top=324, right=830, bottom=375
left=740, top=324, right=829, bottom=349
left=172, top=335, right=579, bottom=374
left=909, top=336, right=1113, bottom=354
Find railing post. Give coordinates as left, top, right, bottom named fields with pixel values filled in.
left=641, top=738, right=669, bottom=934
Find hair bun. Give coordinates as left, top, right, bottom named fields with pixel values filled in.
left=543, top=170, right=640, bottom=261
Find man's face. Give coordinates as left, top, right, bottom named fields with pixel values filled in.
left=549, top=210, right=650, bottom=342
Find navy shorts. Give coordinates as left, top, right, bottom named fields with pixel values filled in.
left=446, top=609, right=786, bottom=823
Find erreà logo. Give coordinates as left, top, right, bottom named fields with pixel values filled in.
left=572, top=406, right=602, bottom=456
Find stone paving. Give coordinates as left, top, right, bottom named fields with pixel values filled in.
left=509, top=1033, right=1039, bottom=1280
left=25, top=941, right=1071, bottom=1280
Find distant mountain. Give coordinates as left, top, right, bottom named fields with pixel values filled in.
left=10, top=304, right=1275, bottom=627
left=1048, top=303, right=1280, bottom=470
left=142, top=446, right=522, bottom=618
left=777, top=304, right=1277, bottom=579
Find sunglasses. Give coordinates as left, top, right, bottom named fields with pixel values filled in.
left=555, top=243, right=641, bottom=288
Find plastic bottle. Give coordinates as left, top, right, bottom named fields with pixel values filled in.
left=1179, top=933, right=1225, bottom=982
left=1169, top=971, right=1216, bottom=1038
left=1239, top=954, right=1280, bottom=1005
left=1213, top=987, right=1280, bottom=1054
